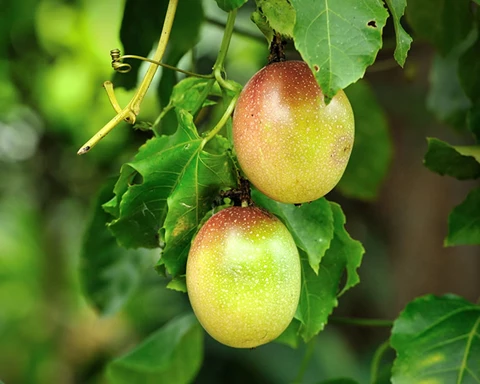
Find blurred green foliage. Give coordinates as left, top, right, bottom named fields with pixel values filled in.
left=0, top=1, right=371, bottom=383
left=1, top=0, right=478, bottom=383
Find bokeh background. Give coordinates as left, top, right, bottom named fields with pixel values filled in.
left=1, top=0, right=479, bottom=383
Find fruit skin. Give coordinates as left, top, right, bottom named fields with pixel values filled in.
left=186, top=206, right=300, bottom=348
left=233, top=61, right=354, bottom=204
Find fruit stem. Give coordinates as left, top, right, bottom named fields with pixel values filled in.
left=267, top=33, right=286, bottom=64
left=77, top=0, right=178, bottom=155
left=212, top=10, right=239, bottom=93
left=370, top=340, right=391, bottom=383
left=330, top=316, right=393, bottom=327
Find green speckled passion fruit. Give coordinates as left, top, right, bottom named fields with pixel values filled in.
left=233, top=61, right=354, bottom=204
left=186, top=206, right=300, bottom=348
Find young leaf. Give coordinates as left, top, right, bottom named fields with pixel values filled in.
left=80, top=178, right=152, bottom=316
left=339, top=80, right=393, bottom=200
left=215, top=0, right=247, bottom=12
left=295, top=202, right=364, bottom=342
left=252, top=0, right=295, bottom=40
left=391, top=294, right=480, bottom=383
left=290, top=0, right=388, bottom=100
left=154, top=77, right=216, bottom=136
left=168, top=77, right=216, bottom=117
left=107, top=313, right=203, bottom=384
left=384, top=0, right=412, bottom=67
left=424, top=138, right=480, bottom=180
left=445, top=187, right=480, bottom=246
left=252, top=190, right=334, bottom=274
left=405, top=0, right=473, bottom=56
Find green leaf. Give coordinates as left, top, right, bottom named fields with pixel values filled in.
left=80, top=178, right=152, bottom=316
left=108, top=111, right=236, bottom=276
left=252, top=0, right=295, bottom=41
left=445, top=187, right=480, bottom=246
left=405, top=0, right=474, bottom=56
left=154, top=77, right=216, bottom=136
left=459, top=30, right=480, bottom=104
left=274, top=318, right=301, bottom=349
left=162, top=135, right=236, bottom=276
left=317, top=379, right=360, bottom=384
left=290, top=0, right=388, bottom=100
left=384, top=0, right=412, bottom=67
left=427, top=52, right=472, bottom=129
left=169, top=77, right=216, bottom=117
left=339, top=80, right=392, bottom=200
left=154, top=76, right=216, bottom=136
left=295, top=202, right=364, bottom=342
left=107, top=313, right=203, bottom=384
left=252, top=190, right=334, bottom=274
left=391, top=294, right=480, bottom=384
left=114, top=0, right=204, bottom=90
left=468, top=102, right=480, bottom=142
left=424, top=138, right=480, bottom=180
left=166, top=275, right=187, bottom=293
left=215, top=0, right=247, bottom=12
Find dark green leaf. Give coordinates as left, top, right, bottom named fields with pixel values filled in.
left=252, top=0, right=295, bottom=41
left=405, top=0, right=473, bottom=56
left=467, top=102, right=480, bottom=142
left=427, top=52, right=472, bottom=129
left=274, top=318, right=301, bottom=349
left=252, top=190, right=334, bottom=274
left=80, top=178, right=152, bottom=316
left=295, top=203, right=364, bottom=341
left=445, top=187, right=480, bottom=246
left=215, top=0, right=247, bottom=12
left=162, top=135, right=236, bottom=276
left=107, top=113, right=202, bottom=249
left=424, top=138, right=480, bottom=180
left=107, top=313, right=203, bottom=384
left=459, top=30, right=480, bottom=103
left=108, top=111, right=236, bottom=276
left=114, top=0, right=204, bottom=90
left=384, top=0, right=412, bottom=67
left=391, top=294, right=480, bottom=384
left=339, top=80, right=392, bottom=200
left=317, top=379, right=360, bottom=384
left=291, top=0, right=388, bottom=99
